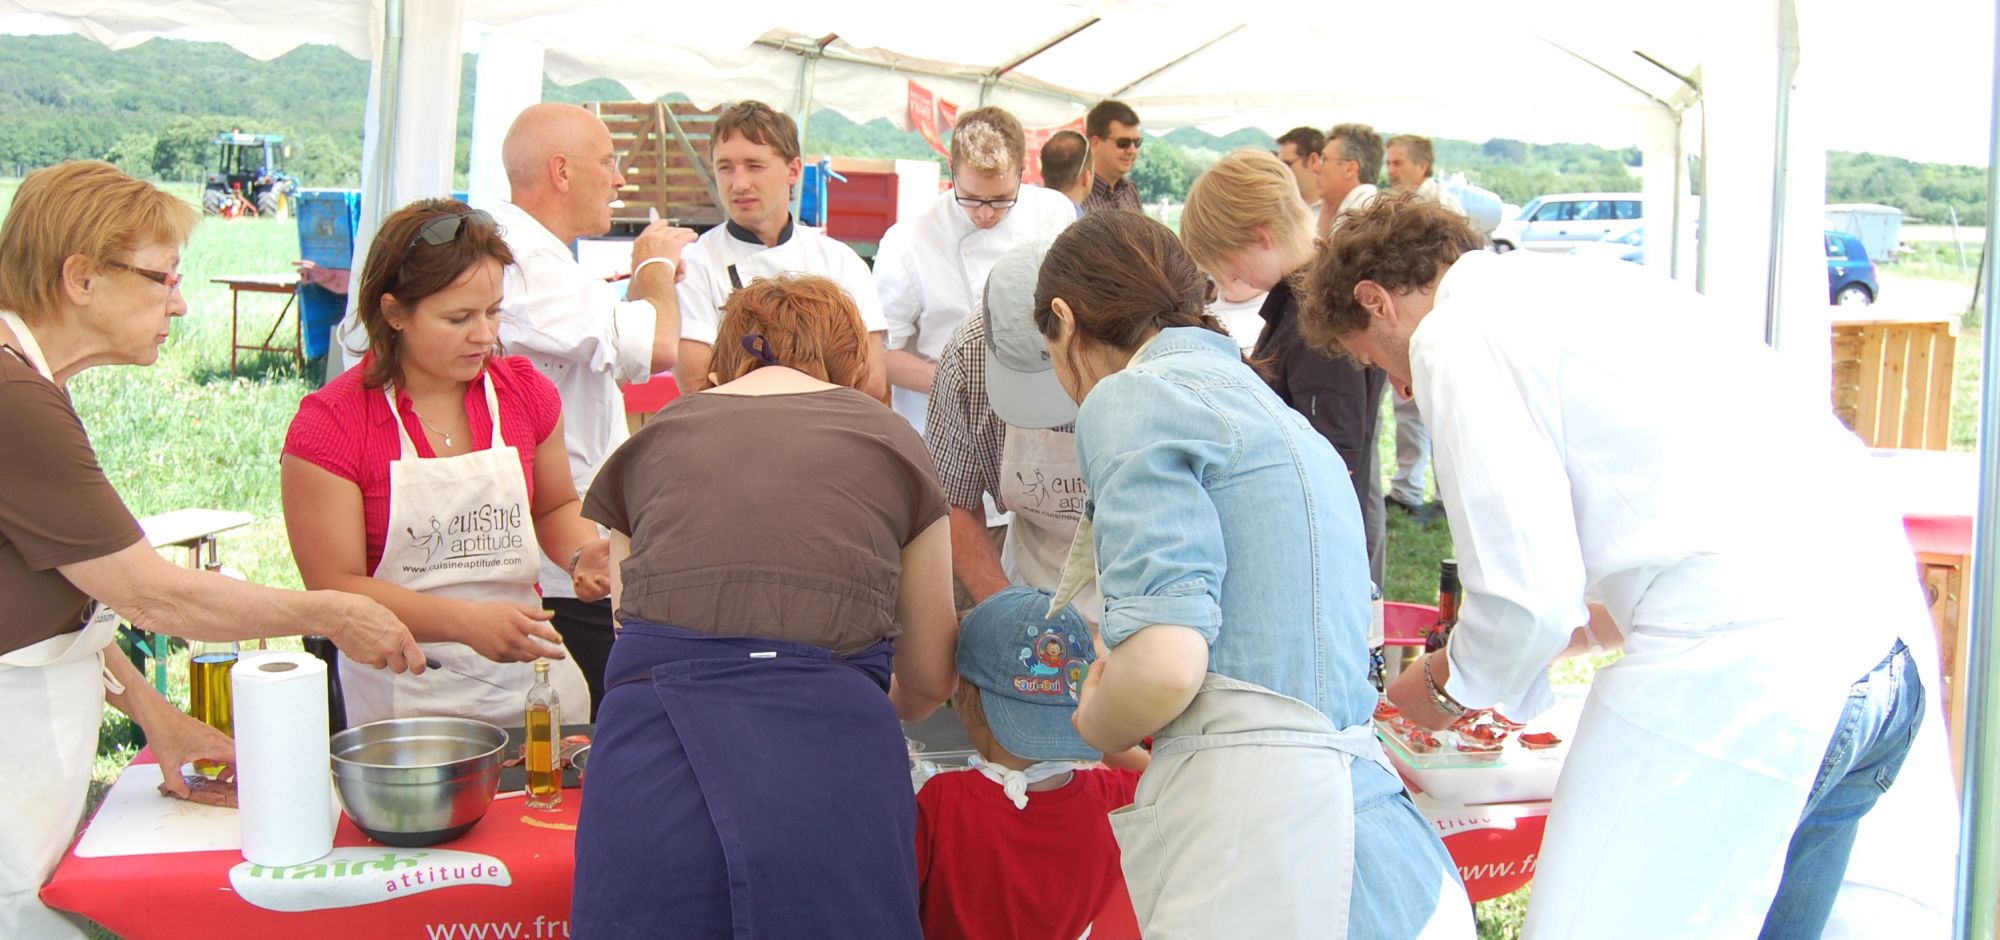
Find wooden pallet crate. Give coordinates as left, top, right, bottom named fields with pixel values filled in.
left=1830, top=316, right=1957, bottom=450
left=587, top=101, right=725, bottom=228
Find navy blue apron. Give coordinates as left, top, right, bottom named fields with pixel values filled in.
left=572, top=620, right=921, bottom=939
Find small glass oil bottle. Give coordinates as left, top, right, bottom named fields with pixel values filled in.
left=524, top=660, right=562, bottom=811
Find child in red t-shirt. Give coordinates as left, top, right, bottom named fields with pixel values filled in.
left=915, top=587, right=1143, bottom=940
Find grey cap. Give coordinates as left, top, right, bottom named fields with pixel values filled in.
left=983, top=240, right=1076, bottom=429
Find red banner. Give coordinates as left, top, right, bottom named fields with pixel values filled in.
left=905, top=80, right=1084, bottom=185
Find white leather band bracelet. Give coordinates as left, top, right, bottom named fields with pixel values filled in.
left=633, top=256, right=677, bottom=279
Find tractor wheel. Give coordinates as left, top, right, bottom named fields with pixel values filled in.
left=203, top=188, right=229, bottom=215
left=257, top=190, right=281, bottom=218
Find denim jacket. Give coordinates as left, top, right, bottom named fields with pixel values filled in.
left=1075, top=326, right=1376, bottom=731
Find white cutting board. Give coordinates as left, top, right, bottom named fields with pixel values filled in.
left=75, top=763, right=241, bottom=858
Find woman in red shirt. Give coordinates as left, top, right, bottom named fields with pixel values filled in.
left=283, top=199, right=604, bottom=728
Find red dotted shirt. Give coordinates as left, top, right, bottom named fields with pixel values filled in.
left=284, top=354, right=562, bottom=574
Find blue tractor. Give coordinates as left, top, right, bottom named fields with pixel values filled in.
left=202, top=132, right=299, bottom=218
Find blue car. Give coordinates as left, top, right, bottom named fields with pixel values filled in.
left=1826, top=230, right=1878, bottom=305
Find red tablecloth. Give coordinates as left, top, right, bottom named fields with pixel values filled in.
left=48, top=757, right=1539, bottom=938
left=44, top=755, right=579, bottom=940
left=1417, top=792, right=1552, bottom=903
left=45, top=753, right=1136, bottom=940
left=620, top=374, right=679, bottom=414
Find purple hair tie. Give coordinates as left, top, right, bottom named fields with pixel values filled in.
left=741, top=333, right=782, bottom=367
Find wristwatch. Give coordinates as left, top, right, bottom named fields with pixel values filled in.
left=1424, top=652, right=1468, bottom=720
left=567, top=546, right=586, bottom=576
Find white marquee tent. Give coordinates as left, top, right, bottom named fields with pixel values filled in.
left=2, top=1, right=1996, bottom=934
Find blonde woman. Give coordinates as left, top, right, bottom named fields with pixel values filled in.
left=0, top=162, right=418, bottom=938
left=1181, top=150, right=1391, bottom=580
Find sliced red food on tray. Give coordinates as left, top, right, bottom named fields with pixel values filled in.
left=1450, top=709, right=1491, bottom=733
left=1404, top=731, right=1441, bottom=753
left=562, top=733, right=592, bottom=747
left=1373, top=701, right=1401, bottom=721
left=1487, top=713, right=1525, bottom=731
left=1518, top=732, right=1563, bottom=750
left=1453, top=735, right=1504, bottom=759
left=1460, top=723, right=1508, bottom=745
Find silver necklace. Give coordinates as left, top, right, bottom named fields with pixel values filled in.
left=410, top=408, right=453, bottom=449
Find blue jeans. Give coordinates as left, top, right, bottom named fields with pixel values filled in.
left=1758, top=640, right=1923, bottom=939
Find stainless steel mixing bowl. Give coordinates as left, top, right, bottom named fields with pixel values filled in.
left=329, top=716, right=508, bottom=847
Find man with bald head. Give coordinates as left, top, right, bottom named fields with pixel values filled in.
left=493, top=102, right=694, bottom=711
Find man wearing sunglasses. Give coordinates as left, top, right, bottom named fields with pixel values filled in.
left=874, top=106, right=1075, bottom=435
left=492, top=102, right=696, bottom=712
left=1082, top=100, right=1144, bottom=215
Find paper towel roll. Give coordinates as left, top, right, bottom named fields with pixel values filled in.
left=231, top=652, right=334, bottom=866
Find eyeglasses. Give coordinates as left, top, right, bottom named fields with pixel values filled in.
left=561, top=152, right=624, bottom=175
left=398, top=210, right=495, bottom=268
left=1111, top=136, right=1143, bottom=151
left=100, top=259, right=182, bottom=290
left=954, top=191, right=1020, bottom=211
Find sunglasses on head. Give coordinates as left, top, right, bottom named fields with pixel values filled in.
left=398, top=209, right=495, bottom=268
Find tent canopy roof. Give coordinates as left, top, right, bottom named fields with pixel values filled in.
left=0, top=0, right=1989, bottom=160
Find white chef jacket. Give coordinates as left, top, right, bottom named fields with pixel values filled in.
left=493, top=200, right=657, bottom=600
left=874, top=185, right=1075, bottom=430
left=1418, top=249, right=1914, bottom=719
left=677, top=218, right=887, bottom=348
left=1416, top=248, right=1952, bottom=937
left=1327, top=184, right=1379, bottom=232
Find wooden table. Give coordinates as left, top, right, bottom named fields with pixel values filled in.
left=213, top=274, right=302, bottom=375
left=132, top=508, right=256, bottom=693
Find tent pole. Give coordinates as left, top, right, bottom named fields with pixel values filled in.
left=1671, top=110, right=1685, bottom=280
left=1952, top=5, right=2000, bottom=935
left=791, top=35, right=833, bottom=222
left=338, top=0, right=404, bottom=373
left=1762, top=0, right=1799, bottom=348
left=1696, top=93, right=1711, bottom=294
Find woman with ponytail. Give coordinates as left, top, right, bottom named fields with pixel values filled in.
left=1034, top=211, right=1470, bottom=939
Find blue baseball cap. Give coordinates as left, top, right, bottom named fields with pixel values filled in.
left=956, top=585, right=1099, bottom=762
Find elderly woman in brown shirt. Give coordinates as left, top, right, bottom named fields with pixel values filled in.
left=572, top=273, right=956, bottom=939
left=0, top=162, right=421, bottom=939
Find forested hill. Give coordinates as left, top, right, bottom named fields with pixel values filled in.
left=0, top=34, right=1984, bottom=222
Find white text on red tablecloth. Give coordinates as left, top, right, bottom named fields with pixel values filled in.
left=424, top=918, right=571, bottom=939
left=228, top=847, right=514, bottom=912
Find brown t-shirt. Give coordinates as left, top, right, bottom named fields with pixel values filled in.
left=0, top=347, right=144, bottom=656
left=584, top=387, right=948, bottom=653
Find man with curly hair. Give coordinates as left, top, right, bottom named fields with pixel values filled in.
left=875, top=106, right=1075, bottom=432
left=1295, top=194, right=1956, bottom=940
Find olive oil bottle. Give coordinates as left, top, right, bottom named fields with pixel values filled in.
left=524, top=660, right=562, bottom=811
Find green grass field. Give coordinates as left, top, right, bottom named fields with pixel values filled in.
left=3, top=176, right=1985, bottom=939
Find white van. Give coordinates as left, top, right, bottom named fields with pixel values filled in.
left=1491, top=193, right=1642, bottom=253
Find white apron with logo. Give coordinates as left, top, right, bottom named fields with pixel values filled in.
left=996, top=425, right=1100, bottom=625
left=1050, top=512, right=1470, bottom=939
left=343, top=377, right=588, bottom=727
left=0, top=311, right=128, bottom=939
left=1112, top=674, right=1473, bottom=940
